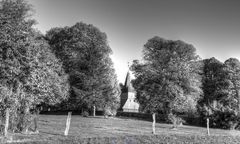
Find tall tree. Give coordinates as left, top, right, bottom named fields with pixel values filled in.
left=199, top=58, right=228, bottom=105
left=0, top=0, right=69, bottom=132
left=131, top=37, right=201, bottom=132
left=46, top=22, right=120, bottom=115
left=197, top=57, right=236, bottom=129
left=224, top=58, right=240, bottom=111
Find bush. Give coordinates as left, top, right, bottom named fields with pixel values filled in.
left=104, top=109, right=113, bottom=118
left=198, top=104, right=240, bottom=130
left=82, top=111, right=89, bottom=117
left=210, top=109, right=240, bottom=130
left=167, top=113, right=185, bottom=128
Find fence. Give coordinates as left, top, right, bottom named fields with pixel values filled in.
left=116, top=111, right=204, bottom=127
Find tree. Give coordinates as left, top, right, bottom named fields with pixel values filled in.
left=46, top=22, right=120, bottom=116
left=224, top=58, right=240, bottom=111
left=223, top=58, right=240, bottom=129
left=197, top=57, right=238, bottom=129
left=208, top=58, right=240, bottom=130
left=0, top=0, right=69, bottom=132
left=131, top=37, right=201, bottom=132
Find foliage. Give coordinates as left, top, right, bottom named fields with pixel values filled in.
left=198, top=57, right=240, bottom=129
left=46, top=22, right=120, bottom=112
left=224, top=58, right=240, bottom=111
left=0, top=0, right=69, bottom=132
left=167, top=113, right=185, bottom=127
left=210, top=108, right=240, bottom=129
left=82, top=111, right=89, bottom=117
left=198, top=58, right=229, bottom=106
left=131, top=37, right=202, bottom=118
left=221, top=58, right=240, bottom=129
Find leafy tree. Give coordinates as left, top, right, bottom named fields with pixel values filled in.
left=224, top=58, right=240, bottom=111
left=197, top=57, right=240, bottom=129
left=131, top=37, right=201, bottom=132
left=214, top=58, right=240, bottom=129
left=46, top=22, right=120, bottom=116
left=0, top=0, right=69, bottom=132
left=199, top=58, right=228, bottom=105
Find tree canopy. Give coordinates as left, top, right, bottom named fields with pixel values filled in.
left=0, top=0, right=69, bottom=131
left=131, top=37, right=202, bottom=115
left=198, top=57, right=240, bottom=129
left=46, top=22, right=120, bottom=112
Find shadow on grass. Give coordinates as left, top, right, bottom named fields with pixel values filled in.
left=85, top=116, right=115, bottom=119
left=117, top=116, right=153, bottom=122
left=40, top=130, right=63, bottom=136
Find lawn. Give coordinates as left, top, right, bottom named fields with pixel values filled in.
left=3, top=115, right=240, bottom=143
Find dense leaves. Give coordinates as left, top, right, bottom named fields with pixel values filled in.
left=198, top=57, right=240, bottom=129
left=46, top=22, right=120, bottom=112
left=0, top=0, right=69, bottom=131
left=131, top=37, right=202, bottom=116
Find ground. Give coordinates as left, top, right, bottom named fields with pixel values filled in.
left=3, top=115, right=240, bottom=143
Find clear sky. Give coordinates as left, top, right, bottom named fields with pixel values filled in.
left=27, top=0, right=240, bottom=83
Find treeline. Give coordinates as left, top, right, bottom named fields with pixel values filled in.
left=0, top=0, right=119, bottom=133
left=1, top=0, right=239, bottom=135
left=131, top=37, right=240, bottom=130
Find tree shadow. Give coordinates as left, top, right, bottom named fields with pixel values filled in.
left=39, top=130, right=63, bottom=136
left=85, top=116, right=107, bottom=119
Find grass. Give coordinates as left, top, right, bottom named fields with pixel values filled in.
left=2, top=115, right=240, bottom=143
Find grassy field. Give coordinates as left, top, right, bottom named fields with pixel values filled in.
left=3, top=115, right=240, bottom=143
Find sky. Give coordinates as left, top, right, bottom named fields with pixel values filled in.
left=27, top=0, right=240, bottom=83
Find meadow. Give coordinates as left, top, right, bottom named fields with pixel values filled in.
left=3, top=114, right=240, bottom=144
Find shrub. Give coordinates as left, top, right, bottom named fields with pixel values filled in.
left=210, top=109, right=240, bottom=130
left=82, top=111, right=89, bottom=117
left=167, top=113, right=185, bottom=128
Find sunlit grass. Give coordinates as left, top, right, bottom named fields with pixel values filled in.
left=3, top=115, right=240, bottom=143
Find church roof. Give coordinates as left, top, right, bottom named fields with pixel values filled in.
left=124, top=71, right=135, bottom=92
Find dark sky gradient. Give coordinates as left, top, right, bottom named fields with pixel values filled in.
left=28, top=0, right=240, bottom=83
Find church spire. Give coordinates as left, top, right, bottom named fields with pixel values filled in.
left=124, top=62, right=135, bottom=92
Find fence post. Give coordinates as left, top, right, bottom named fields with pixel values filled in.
left=207, top=118, right=210, bottom=136
left=4, top=108, right=9, bottom=137
left=152, top=113, right=156, bottom=134
left=64, top=112, right=72, bottom=136
left=93, top=105, right=96, bottom=117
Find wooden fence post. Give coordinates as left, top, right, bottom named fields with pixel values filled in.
left=93, top=105, right=96, bottom=117
left=152, top=113, right=156, bottom=134
left=64, top=112, right=72, bottom=136
left=4, top=108, right=9, bottom=137
left=207, top=118, right=210, bottom=136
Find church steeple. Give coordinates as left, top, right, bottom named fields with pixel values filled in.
left=119, top=63, right=139, bottom=112
left=124, top=63, right=135, bottom=92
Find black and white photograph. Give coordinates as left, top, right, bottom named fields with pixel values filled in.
left=1, top=0, right=240, bottom=143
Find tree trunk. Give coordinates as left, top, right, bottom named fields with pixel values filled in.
left=64, top=112, right=72, bottom=136
left=4, top=108, right=10, bottom=137
left=173, top=118, right=177, bottom=129
left=24, top=107, right=30, bottom=133
left=152, top=113, right=156, bottom=134
left=93, top=105, right=96, bottom=117
left=207, top=118, right=210, bottom=135
left=33, top=110, right=39, bottom=132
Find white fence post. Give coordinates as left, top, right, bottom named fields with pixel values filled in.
left=207, top=118, right=210, bottom=136
left=64, top=112, right=72, bottom=136
left=152, top=113, right=156, bottom=134
left=4, top=108, right=9, bottom=137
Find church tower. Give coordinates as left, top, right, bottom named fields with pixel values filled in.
left=120, top=71, right=139, bottom=112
